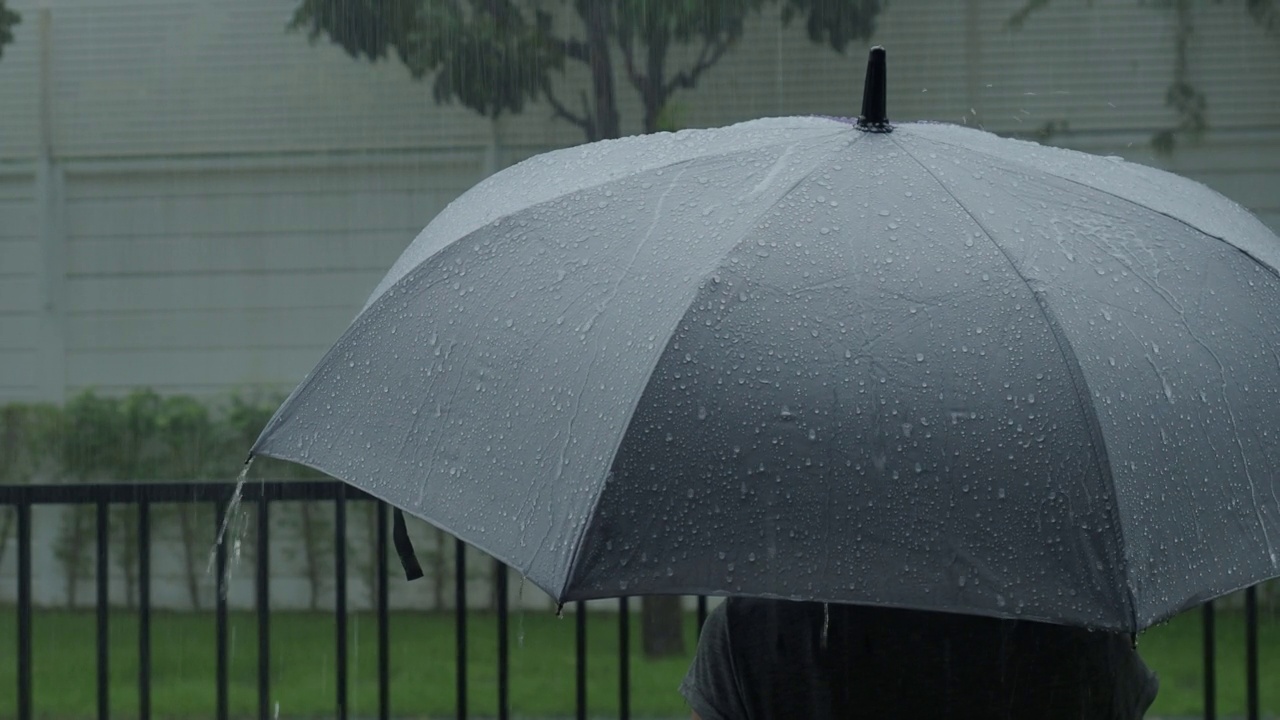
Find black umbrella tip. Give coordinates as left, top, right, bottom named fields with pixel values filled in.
left=857, top=46, right=890, bottom=133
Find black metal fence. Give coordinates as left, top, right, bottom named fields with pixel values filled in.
left=0, top=481, right=1264, bottom=720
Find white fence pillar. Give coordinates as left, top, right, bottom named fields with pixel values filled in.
left=35, top=7, right=65, bottom=403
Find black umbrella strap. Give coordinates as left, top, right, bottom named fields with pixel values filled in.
left=393, top=508, right=425, bottom=581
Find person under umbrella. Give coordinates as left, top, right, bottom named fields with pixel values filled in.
left=681, top=598, right=1158, bottom=719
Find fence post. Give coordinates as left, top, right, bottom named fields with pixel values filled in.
left=575, top=601, right=587, bottom=720
left=215, top=495, right=230, bottom=720
left=335, top=488, right=348, bottom=720
left=1245, top=586, right=1258, bottom=720
left=257, top=494, right=270, bottom=720
left=456, top=539, right=467, bottom=720
left=138, top=500, right=151, bottom=720
left=1202, top=600, right=1215, bottom=720
left=96, top=500, right=109, bottom=720
left=496, top=560, right=509, bottom=720
left=376, top=502, right=389, bottom=720
left=619, top=596, right=630, bottom=720
left=17, top=500, right=32, bottom=720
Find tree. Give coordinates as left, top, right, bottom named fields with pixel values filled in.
left=290, top=0, right=884, bottom=656
left=0, top=404, right=58, bottom=571
left=290, top=0, right=884, bottom=141
left=53, top=392, right=123, bottom=608
left=0, top=1, right=18, bottom=59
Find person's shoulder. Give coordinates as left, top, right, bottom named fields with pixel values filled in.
left=724, top=597, right=825, bottom=630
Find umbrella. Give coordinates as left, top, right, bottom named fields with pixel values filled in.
left=252, top=48, right=1280, bottom=632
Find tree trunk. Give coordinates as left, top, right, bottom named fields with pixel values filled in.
left=56, top=505, right=92, bottom=609
left=432, top=527, right=448, bottom=610
left=641, top=595, right=686, bottom=658
left=111, top=506, right=138, bottom=610
left=641, top=36, right=668, bottom=134
left=177, top=504, right=203, bottom=610
left=299, top=503, right=323, bottom=611
left=584, top=0, right=620, bottom=140
left=0, top=506, right=13, bottom=570
left=362, top=503, right=380, bottom=610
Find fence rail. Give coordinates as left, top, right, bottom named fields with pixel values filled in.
left=0, top=481, right=1264, bottom=720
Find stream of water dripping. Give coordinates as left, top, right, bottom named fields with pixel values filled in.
left=207, top=456, right=254, bottom=595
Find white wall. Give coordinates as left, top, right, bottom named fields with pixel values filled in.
left=0, top=167, right=40, bottom=400
left=1, top=0, right=1277, bottom=405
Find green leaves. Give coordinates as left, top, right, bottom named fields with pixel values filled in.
left=289, top=0, right=888, bottom=137
left=780, top=0, right=883, bottom=53
left=289, top=0, right=418, bottom=62
left=0, top=390, right=313, bottom=486
left=0, top=0, right=18, bottom=60
left=404, top=1, right=565, bottom=117
left=1248, top=0, right=1279, bottom=35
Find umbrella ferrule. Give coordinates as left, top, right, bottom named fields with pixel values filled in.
left=857, top=46, right=892, bottom=133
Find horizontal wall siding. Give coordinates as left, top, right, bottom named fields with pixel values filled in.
left=1, top=0, right=491, bottom=160
left=66, top=306, right=360, bottom=351
left=68, top=229, right=419, bottom=276
left=0, top=4, right=39, bottom=161
left=0, top=276, right=38, bottom=313
left=65, top=347, right=336, bottom=394
left=57, top=155, right=481, bottom=396
left=0, top=172, right=37, bottom=242
left=64, top=271, right=384, bottom=314
left=0, top=237, right=39, bottom=274
left=1187, top=2, right=1280, bottom=130
left=974, top=0, right=1176, bottom=134
left=1050, top=129, right=1280, bottom=236
left=0, top=171, right=39, bottom=398
left=0, top=348, right=37, bottom=395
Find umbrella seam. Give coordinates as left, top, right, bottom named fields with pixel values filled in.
left=362, top=121, right=857, bottom=314
left=889, top=133, right=1139, bottom=632
left=904, top=131, right=1280, bottom=284
left=559, top=131, right=867, bottom=598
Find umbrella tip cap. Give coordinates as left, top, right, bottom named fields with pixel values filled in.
left=857, top=46, right=891, bottom=133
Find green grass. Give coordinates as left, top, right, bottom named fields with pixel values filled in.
left=0, top=606, right=699, bottom=719
left=0, top=605, right=1275, bottom=718
left=1141, top=607, right=1279, bottom=718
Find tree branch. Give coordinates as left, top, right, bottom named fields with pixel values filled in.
left=617, top=32, right=648, bottom=96
left=541, top=79, right=593, bottom=137
left=664, top=35, right=731, bottom=96
left=561, top=37, right=591, bottom=64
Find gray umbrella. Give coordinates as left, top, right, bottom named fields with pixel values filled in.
left=253, top=49, right=1280, bottom=632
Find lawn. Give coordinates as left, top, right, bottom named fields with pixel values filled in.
left=0, top=604, right=1275, bottom=718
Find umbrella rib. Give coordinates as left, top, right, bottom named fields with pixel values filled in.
left=919, top=135, right=1280, bottom=577
left=889, top=134, right=1140, bottom=632
left=559, top=134, right=863, bottom=597
left=907, top=134, right=1280, bottom=284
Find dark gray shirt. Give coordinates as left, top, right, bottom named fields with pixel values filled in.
left=681, top=598, right=1158, bottom=720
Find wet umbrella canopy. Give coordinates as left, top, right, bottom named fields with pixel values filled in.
left=254, top=49, right=1280, bottom=632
